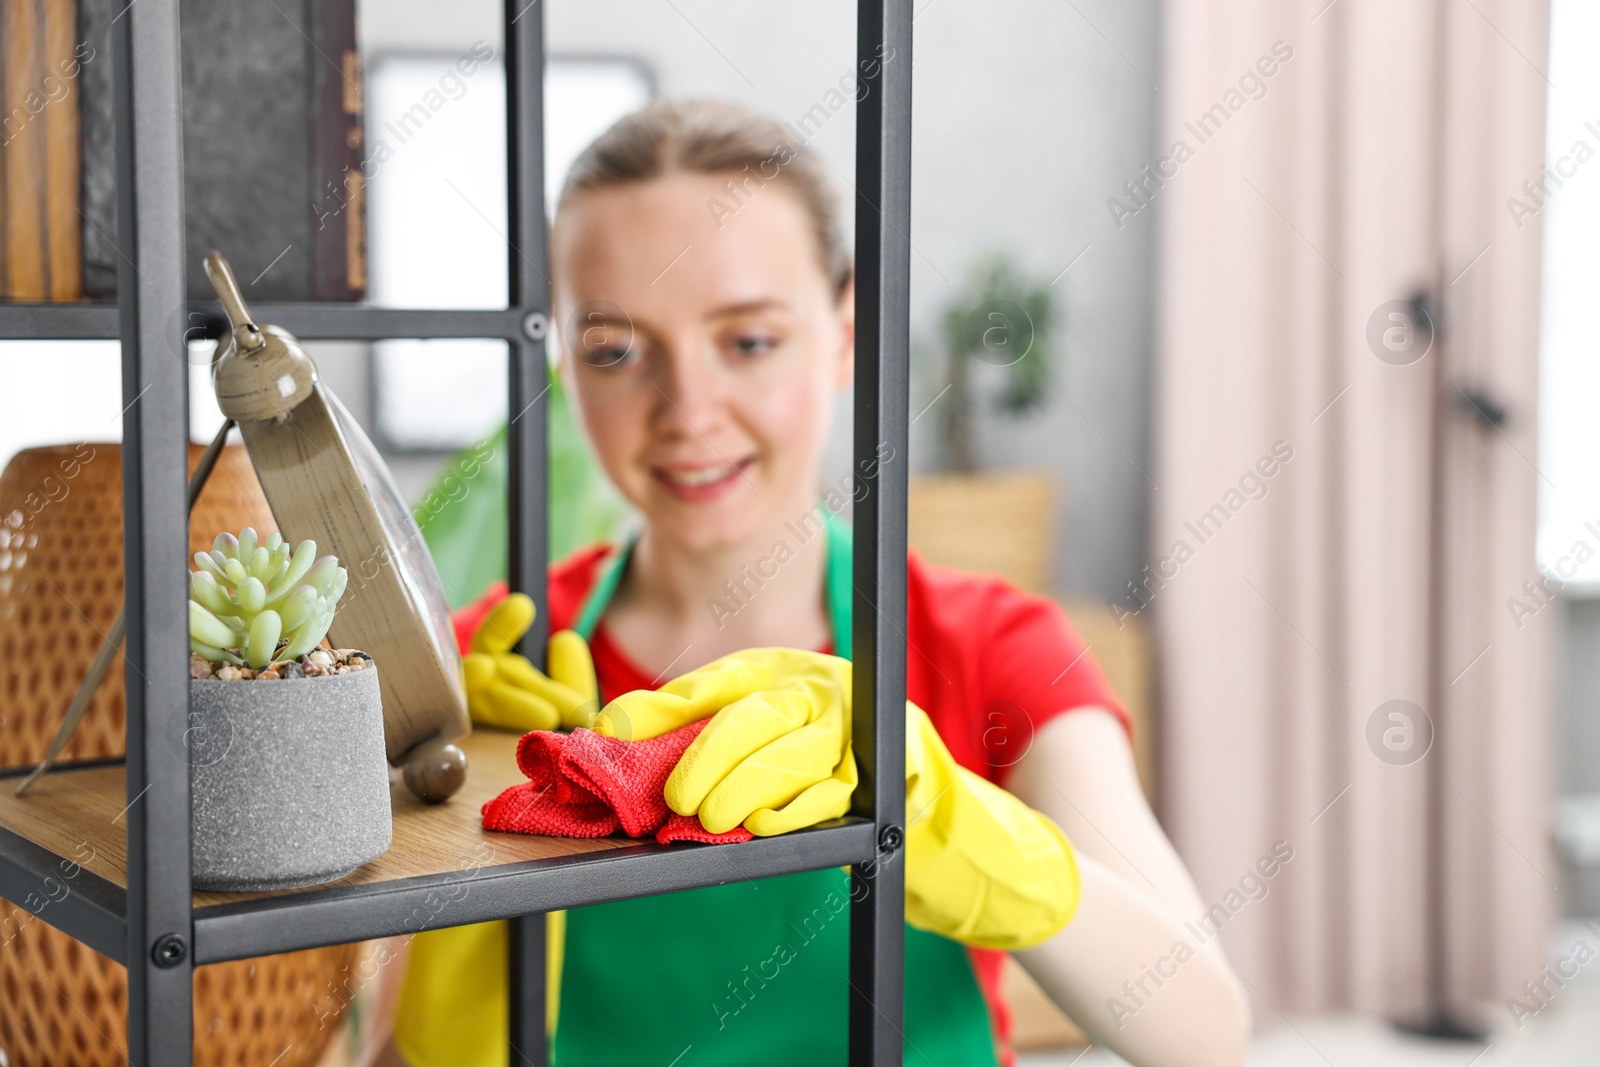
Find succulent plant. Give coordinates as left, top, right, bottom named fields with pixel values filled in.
left=188, top=528, right=348, bottom=669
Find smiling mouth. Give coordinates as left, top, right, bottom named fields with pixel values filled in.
left=652, top=458, right=753, bottom=495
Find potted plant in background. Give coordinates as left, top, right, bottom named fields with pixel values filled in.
left=912, top=257, right=1158, bottom=1058
left=912, top=253, right=1154, bottom=795
left=187, top=527, right=392, bottom=891
left=910, top=252, right=1061, bottom=594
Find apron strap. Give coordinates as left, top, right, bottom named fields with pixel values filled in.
left=824, top=509, right=852, bottom=661
left=571, top=541, right=632, bottom=642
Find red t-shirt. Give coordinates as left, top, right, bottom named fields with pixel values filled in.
left=460, top=545, right=1128, bottom=1063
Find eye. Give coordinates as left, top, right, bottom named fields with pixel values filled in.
left=580, top=344, right=637, bottom=369
left=572, top=320, right=638, bottom=369
left=728, top=333, right=778, bottom=357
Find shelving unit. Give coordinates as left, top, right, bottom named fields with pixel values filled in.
left=0, top=2, right=913, bottom=1065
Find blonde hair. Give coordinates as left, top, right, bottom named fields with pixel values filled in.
left=557, top=98, right=852, bottom=296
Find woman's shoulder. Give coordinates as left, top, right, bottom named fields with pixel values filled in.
left=548, top=542, right=618, bottom=630
left=905, top=548, right=1057, bottom=624
left=904, top=550, right=1129, bottom=744
left=903, top=550, right=1118, bottom=691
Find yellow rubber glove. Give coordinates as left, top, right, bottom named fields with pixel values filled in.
left=612, top=648, right=859, bottom=835
left=904, top=702, right=1079, bottom=949
left=463, top=594, right=600, bottom=732
left=599, top=648, right=1079, bottom=949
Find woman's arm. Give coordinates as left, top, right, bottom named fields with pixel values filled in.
left=1015, top=851, right=1249, bottom=1067
left=1008, top=710, right=1204, bottom=922
left=1006, top=709, right=1250, bottom=1067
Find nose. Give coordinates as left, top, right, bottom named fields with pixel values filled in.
left=650, top=339, right=731, bottom=441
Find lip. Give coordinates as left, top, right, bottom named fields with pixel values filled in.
left=650, top=458, right=754, bottom=503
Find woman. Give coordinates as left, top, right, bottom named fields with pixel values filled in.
left=383, top=99, right=1249, bottom=1067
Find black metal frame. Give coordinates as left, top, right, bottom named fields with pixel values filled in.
left=0, top=1, right=913, bottom=1063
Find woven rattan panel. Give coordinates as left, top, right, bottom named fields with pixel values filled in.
left=0, top=442, right=276, bottom=766
left=0, top=916, right=355, bottom=1067
left=0, top=441, right=350, bottom=1067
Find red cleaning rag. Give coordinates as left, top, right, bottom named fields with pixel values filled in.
left=482, top=719, right=754, bottom=846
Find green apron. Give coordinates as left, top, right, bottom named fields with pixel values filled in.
left=554, top=515, right=999, bottom=1065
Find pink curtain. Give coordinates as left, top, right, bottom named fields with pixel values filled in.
left=1153, top=0, right=1554, bottom=1022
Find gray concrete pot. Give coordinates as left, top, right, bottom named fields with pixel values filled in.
left=188, top=664, right=392, bottom=891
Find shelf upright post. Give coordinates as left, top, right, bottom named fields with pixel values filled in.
left=505, top=0, right=551, bottom=1062
left=849, top=0, right=913, bottom=1063
left=112, top=0, right=195, bottom=1063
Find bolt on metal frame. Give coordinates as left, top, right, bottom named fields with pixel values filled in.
left=0, top=1, right=914, bottom=1063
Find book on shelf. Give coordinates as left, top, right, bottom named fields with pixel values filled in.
left=50, top=0, right=367, bottom=304
left=1, top=0, right=87, bottom=302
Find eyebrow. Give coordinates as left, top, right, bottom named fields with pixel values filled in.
left=562, top=299, right=792, bottom=349
left=704, top=299, right=791, bottom=319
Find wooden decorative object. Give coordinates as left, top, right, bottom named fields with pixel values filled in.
left=907, top=469, right=1055, bottom=593
left=205, top=251, right=470, bottom=801
left=0, top=443, right=353, bottom=1067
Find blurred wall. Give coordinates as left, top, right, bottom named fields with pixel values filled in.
left=361, top=0, right=1164, bottom=603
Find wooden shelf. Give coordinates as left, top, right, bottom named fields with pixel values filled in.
left=0, top=727, right=876, bottom=965
left=0, top=728, right=626, bottom=908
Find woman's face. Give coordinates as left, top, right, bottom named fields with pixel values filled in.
left=554, top=171, right=854, bottom=553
